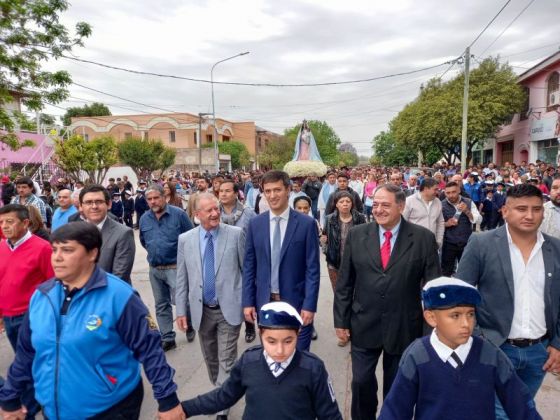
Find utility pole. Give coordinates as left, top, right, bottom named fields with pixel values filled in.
left=460, top=47, right=470, bottom=172
left=198, top=112, right=212, bottom=174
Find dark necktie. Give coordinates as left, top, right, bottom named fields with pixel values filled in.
left=450, top=351, right=463, bottom=368
left=380, top=231, right=392, bottom=269
left=203, top=232, right=217, bottom=305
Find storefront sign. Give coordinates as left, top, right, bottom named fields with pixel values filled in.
left=530, top=116, right=560, bottom=141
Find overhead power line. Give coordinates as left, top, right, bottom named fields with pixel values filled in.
left=478, top=0, right=536, bottom=57
left=468, top=0, right=512, bottom=49
left=62, top=55, right=451, bottom=87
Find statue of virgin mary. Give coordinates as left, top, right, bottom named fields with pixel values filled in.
left=292, top=120, right=322, bottom=161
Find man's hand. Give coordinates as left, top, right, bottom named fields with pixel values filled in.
left=335, top=328, right=350, bottom=344
left=244, top=307, right=257, bottom=323
left=543, top=346, right=560, bottom=373
left=300, top=310, right=315, bottom=326
left=176, top=316, right=188, bottom=332
left=158, top=404, right=186, bottom=420
left=457, top=202, right=468, bottom=213
left=445, top=218, right=458, bottom=227
left=1, top=407, right=27, bottom=420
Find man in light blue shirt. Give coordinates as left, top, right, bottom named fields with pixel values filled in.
left=50, top=188, right=77, bottom=231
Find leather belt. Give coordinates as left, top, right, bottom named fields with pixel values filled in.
left=270, top=293, right=281, bottom=302
left=153, top=264, right=177, bottom=270
left=204, top=304, right=220, bottom=310
left=506, top=334, right=548, bottom=348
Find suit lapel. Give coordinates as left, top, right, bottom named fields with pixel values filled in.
left=193, top=227, right=202, bottom=276
left=495, top=227, right=515, bottom=300
left=263, top=212, right=272, bottom=265
left=384, top=219, right=413, bottom=271
left=280, top=209, right=298, bottom=262
left=215, top=224, right=227, bottom=274
left=369, top=223, right=382, bottom=271
left=542, top=238, right=555, bottom=311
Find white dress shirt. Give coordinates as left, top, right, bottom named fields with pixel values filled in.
left=269, top=206, right=290, bottom=250
left=264, top=350, right=295, bottom=377
left=506, top=225, right=547, bottom=340
left=430, top=329, right=473, bottom=368
left=7, top=230, right=32, bottom=251
left=95, top=216, right=108, bottom=231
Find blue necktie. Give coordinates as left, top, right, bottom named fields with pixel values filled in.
left=271, top=217, right=281, bottom=293
left=203, top=232, right=217, bottom=305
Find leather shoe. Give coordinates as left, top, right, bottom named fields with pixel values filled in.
left=162, top=340, right=177, bottom=352
left=186, top=327, right=196, bottom=343
left=311, top=327, right=318, bottom=340
left=245, top=329, right=256, bottom=343
left=216, top=415, right=228, bottom=420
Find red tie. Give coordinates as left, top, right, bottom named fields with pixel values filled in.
left=381, top=231, right=392, bottom=270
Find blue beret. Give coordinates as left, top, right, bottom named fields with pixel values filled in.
left=422, top=277, right=481, bottom=310
left=258, top=302, right=303, bottom=329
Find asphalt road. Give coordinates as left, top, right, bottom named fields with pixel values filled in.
left=1, top=230, right=559, bottom=419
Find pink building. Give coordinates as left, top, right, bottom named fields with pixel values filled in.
left=494, top=51, right=560, bottom=166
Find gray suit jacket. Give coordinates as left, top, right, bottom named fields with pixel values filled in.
left=456, top=225, right=560, bottom=349
left=98, top=218, right=135, bottom=284
left=176, top=223, right=245, bottom=330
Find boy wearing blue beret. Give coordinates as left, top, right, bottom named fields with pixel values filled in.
left=181, top=302, right=342, bottom=420
left=379, top=277, right=542, bottom=420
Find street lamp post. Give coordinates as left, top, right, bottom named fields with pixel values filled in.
left=198, top=112, right=212, bottom=173
left=211, top=51, right=249, bottom=173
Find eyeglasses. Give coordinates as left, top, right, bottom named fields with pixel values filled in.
left=82, top=200, right=107, bottom=207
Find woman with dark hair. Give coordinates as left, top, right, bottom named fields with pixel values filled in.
left=163, top=181, right=184, bottom=209
left=26, top=205, right=50, bottom=241
left=322, top=190, right=366, bottom=345
left=0, top=222, right=184, bottom=420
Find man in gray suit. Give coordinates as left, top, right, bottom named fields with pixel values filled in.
left=457, top=183, right=560, bottom=419
left=79, top=185, right=135, bottom=284
left=176, top=193, right=245, bottom=420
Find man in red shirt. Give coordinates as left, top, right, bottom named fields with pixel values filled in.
left=0, top=204, right=54, bottom=418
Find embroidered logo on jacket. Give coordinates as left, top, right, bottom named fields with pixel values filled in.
left=85, top=315, right=102, bottom=331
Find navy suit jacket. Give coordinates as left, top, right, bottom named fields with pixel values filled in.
left=242, top=209, right=320, bottom=313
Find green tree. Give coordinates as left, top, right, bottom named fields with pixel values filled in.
left=117, top=137, right=177, bottom=180
left=338, top=151, right=359, bottom=167
left=283, top=120, right=341, bottom=166
left=371, top=130, right=417, bottom=166
left=0, top=0, right=91, bottom=151
left=203, top=141, right=251, bottom=169
left=62, top=102, right=111, bottom=126
left=53, top=135, right=118, bottom=183
left=12, top=111, right=56, bottom=132
left=390, top=57, right=526, bottom=164
left=258, top=136, right=296, bottom=170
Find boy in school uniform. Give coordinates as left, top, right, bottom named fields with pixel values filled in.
left=379, top=277, right=542, bottom=420
left=180, top=301, right=342, bottom=420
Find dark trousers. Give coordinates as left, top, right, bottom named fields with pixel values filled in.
left=89, top=380, right=144, bottom=420
left=441, top=241, right=465, bottom=276
left=123, top=212, right=133, bottom=228
left=3, top=314, right=41, bottom=418
left=350, top=345, right=400, bottom=420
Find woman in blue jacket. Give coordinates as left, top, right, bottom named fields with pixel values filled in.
left=0, top=222, right=185, bottom=420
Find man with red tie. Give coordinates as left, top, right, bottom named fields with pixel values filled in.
left=334, top=184, right=441, bottom=420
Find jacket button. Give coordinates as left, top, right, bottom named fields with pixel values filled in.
left=381, top=294, right=385, bottom=299
left=198, top=299, right=202, bottom=302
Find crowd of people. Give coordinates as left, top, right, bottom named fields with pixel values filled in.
left=0, top=158, right=559, bottom=419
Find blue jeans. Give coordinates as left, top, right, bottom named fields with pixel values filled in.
left=3, top=314, right=41, bottom=418
left=149, top=266, right=192, bottom=342
left=495, top=339, right=548, bottom=420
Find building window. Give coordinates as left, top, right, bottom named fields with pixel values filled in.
left=194, top=131, right=198, bottom=146
left=519, top=87, right=530, bottom=121
left=124, top=132, right=132, bottom=139
left=257, top=137, right=262, bottom=149
left=84, top=134, right=89, bottom=141
left=222, top=135, right=230, bottom=142
left=169, top=131, right=176, bottom=143
left=265, top=139, right=269, bottom=147
left=537, top=139, right=558, bottom=164
left=206, top=134, right=213, bottom=143
left=142, top=131, right=148, bottom=140
left=500, top=141, right=514, bottom=165
left=547, top=72, right=559, bottom=110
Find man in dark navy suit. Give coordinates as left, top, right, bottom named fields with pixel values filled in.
left=242, top=170, right=320, bottom=351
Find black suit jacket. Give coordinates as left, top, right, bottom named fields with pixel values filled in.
left=333, top=218, right=441, bottom=354
left=68, top=211, right=118, bottom=222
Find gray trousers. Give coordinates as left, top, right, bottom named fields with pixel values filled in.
left=198, top=306, right=241, bottom=415
left=148, top=266, right=177, bottom=342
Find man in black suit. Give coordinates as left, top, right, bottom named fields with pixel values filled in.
left=334, top=183, right=440, bottom=420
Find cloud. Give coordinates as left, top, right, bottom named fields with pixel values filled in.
left=41, top=0, right=560, bottom=157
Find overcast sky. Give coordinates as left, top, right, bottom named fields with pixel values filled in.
left=42, top=0, right=560, bottom=156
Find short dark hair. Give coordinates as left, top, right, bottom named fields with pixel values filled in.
left=50, top=222, right=102, bottom=262
left=445, top=181, right=459, bottom=189
left=375, top=184, right=406, bottom=204
left=261, top=170, right=290, bottom=188
left=15, top=176, right=33, bottom=188
left=79, top=184, right=110, bottom=204
left=506, top=184, right=543, bottom=201
left=332, top=190, right=354, bottom=209
left=293, top=195, right=312, bottom=208
left=0, top=204, right=29, bottom=221
left=337, top=172, right=349, bottom=180
left=420, top=178, right=438, bottom=191
left=220, top=178, right=239, bottom=193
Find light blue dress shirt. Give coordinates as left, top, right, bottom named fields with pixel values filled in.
left=378, top=221, right=401, bottom=252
